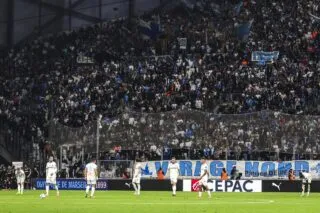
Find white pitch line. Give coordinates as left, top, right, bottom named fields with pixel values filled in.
left=0, top=200, right=275, bottom=205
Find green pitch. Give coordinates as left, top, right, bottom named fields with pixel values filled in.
left=0, top=191, right=318, bottom=213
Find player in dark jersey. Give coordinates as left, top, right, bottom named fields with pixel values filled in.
left=23, top=164, right=31, bottom=189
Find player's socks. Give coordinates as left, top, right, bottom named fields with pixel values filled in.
left=137, top=184, right=141, bottom=195
left=90, top=187, right=95, bottom=197
left=207, top=190, right=211, bottom=198
left=21, top=185, right=24, bottom=194
left=172, top=185, right=176, bottom=195
left=17, top=185, right=21, bottom=194
left=198, top=191, right=202, bottom=198
left=132, top=183, right=138, bottom=194
left=55, top=185, right=59, bottom=196
left=301, top=184, right=305, bottom=197
left=86, top=185, right=90, bottom=196
left=45, top=185, right=49, bottom=196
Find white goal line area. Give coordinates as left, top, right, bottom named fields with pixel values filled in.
left=0, top=200, right=275, bottom=205
left=0, top=200, right=317, bottom=206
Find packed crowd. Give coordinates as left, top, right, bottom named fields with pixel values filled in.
left=50, top=109, right=320, bottom=162
left=47, top=149, right=133, bottom=179
left=0, top=164, right=38, bottom=189
left=0, top=0, right=319, bottom=165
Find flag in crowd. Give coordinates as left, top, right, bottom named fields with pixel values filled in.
left=138, top=16, right=161, bottom=40
left=234, top=1, right=243, bottom=15
left=180, top=0, right=197, bottom=9
left=235, top=19, right=253, bottom=40
left=178, top=38, right=187, bottom=50
left=251, top=51, right=280, bottom=64
left=309, top=12, right=320, bottom=22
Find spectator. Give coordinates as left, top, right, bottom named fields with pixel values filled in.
left=221, top=168, right=228, bottom=181
left=122, top=169, right=131, bottom=179
left=157, top=167, right=165, bottom=180
left=230, top=166, right=238, bottom=180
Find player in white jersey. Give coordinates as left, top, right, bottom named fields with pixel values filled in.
left=167, top=157, right=180, bottom=196
left=300, top=172, right=312, bottom=197
left=45, top=156, right=59, bottom=197
left=198, top=158, right=211, bottom=198
left=84, top=158, right=98, bottom=198
left=15, top=168, right=25, bottom=195
left=132, top=159, right=142, bottom=195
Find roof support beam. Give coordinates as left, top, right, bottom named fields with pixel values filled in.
left=17, top=0, right=96, bottom=46
left=6, top=0, right=14, bottom=47
left=21, top=0, right=101, bottom=23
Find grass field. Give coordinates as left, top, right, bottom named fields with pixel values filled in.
left=0, top=190, right=318, bottom=213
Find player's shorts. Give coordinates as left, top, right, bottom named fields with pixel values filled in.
left=170, top=176, right=178, bottom=184
left=46, top=175, right=57, bottom=185
left=16, top=178, right=25, bottom=184
left=87, top=178, right=97, bottom=185
left=199, top=178, right=208, bottom=187
left=132, top=176, right=141, bottom=184
left=302, top=178, right=312, bottom=184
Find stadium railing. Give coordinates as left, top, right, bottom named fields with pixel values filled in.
left=48, top=110, right=320, bottom=165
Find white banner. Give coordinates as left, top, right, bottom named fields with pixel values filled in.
left=188, top=180, right=262, bottom=192
left=77, top=54, right=94, bottom=64
left=12, top=161, right=23, bottom=169
left=178, top=38, right=187, bottom=50
left=140, top=160, right=320, bottom=179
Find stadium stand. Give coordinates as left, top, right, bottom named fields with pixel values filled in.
left=0, top=0, right=319, bottom=179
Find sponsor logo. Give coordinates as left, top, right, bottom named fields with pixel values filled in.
left=191, top=179, right=200, bottom=191
left=271, top=182, right=281, bottom=191
left=35, top=179, right=108, bottom=190
left=191, top=180, right=262, bottom=192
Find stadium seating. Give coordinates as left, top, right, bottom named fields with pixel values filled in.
left=0, top=0, right=319, bottom=180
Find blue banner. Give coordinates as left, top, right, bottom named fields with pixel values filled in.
left=140, top=160, right=320, bottom=179
left=35, top=179, right=108, bottom=190
left=138, top=18, right=161, bottom=40
left=251, top=51, right=279, bottom=63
